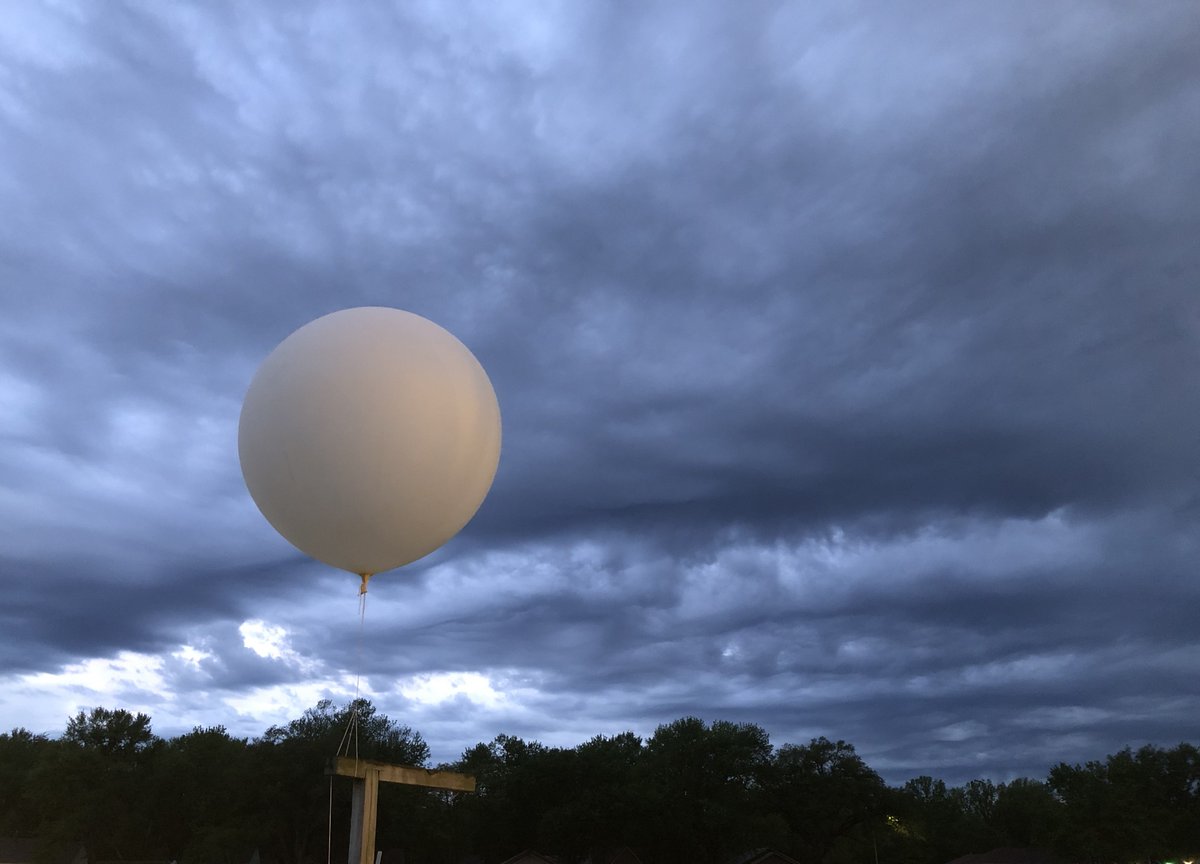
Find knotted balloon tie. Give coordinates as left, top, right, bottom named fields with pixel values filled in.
left=358, top=572, right=371, bottom=595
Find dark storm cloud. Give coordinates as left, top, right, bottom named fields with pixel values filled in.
left=1, top=0, right=1197, bottom=782
left=460, top=4, right=1200, bottom=544
left=350, top=503, right=1198, bottom=780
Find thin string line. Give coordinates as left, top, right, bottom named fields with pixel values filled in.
left=335, top=575, right=372, bottom=762
left=335, top=709, right=356, bottom=759
left=331, top=573, right=373, bottom=864
left=352, top=585, right=368, bottom=766
left=326, top=775, right=334, bottom=864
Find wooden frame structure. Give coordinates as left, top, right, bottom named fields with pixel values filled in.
left=327, top=756, right=476, bottom=864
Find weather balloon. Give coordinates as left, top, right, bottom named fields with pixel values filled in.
left=238, top=307, right=501, bottom=586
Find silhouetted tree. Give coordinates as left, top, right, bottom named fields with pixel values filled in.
left=638, top=717, right=772, bottom=864
left=449, top=734, right=564, bottom=862
left=891, top=775, right=976, bottom=864
left=992, top=777, right=1061, bottom=847
left=0, top=728, right=55, bottom=837
left=536, top=732, right=645, bottom=862
left=1050, top=743, right=1200, bottom=862
left=34, top=707, right=160, bottom=861
left=149, top=725, right=258, bottom=864
left=2, top=701, right=1198, bottom=864
left=763, top=737, right=888, bottom=864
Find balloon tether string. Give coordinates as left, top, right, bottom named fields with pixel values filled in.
left=335, top=573, right=372, bottom=764
left=355, top=577, right=368, bottom=747
left=326, top=776, right=334, bottom=864
left=330, top=572, right=372, bottom=864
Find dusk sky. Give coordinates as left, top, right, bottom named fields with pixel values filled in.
left=1, top=1, right=1197, bottom=786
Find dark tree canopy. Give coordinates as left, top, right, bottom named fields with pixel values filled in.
left=1049, top=743, right=1200, bottom=862
left=763, top=737, right=887, bottom=864
left=1, top=705, right=1196, bottom=864
left=63, top=707, right=154, bottom=755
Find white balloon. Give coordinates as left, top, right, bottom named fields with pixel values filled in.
left=238, top=307, right=501, bottom=577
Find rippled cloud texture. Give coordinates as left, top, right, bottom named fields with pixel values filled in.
left=1, top=1, right=1197, bottom=784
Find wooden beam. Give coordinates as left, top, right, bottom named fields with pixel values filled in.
left=327, top=756, right=476, bottom=793
left=346, top=769, right=379, bottom=864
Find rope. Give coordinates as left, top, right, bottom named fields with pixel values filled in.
left=326, top=776, right=334, bottom=864
left=335, top=706, right=357, bottom=759
left=352, top=578, right=368, bottom=764
left=330, top=572, right=374, bottom=864
left=335, top=574, right=372, bottom=762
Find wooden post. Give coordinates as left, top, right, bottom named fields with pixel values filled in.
left=346, top=765, right=380, bottom=864
left=328, top=757, right=476, bottom=864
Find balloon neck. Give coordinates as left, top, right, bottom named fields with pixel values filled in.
left=358, top=573, right=372, bottom=595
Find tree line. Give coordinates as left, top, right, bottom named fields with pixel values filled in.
left=1, top=700, right=1196, bottom=864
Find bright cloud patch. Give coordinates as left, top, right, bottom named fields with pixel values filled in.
left=239, top=619, right=294, bottom=661
left=400, top=672, right=505, bottom=708
left=224, top=680, right=354, bottom=727
left=19, top=650, right=168, bottom=697
left=2, top=651, right=170, bottom=735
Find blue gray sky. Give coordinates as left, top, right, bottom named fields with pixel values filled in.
left=1, top=1, right=1197, bottom=785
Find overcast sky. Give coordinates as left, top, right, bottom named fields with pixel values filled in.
left=1, top=1, right=1197, bottom=786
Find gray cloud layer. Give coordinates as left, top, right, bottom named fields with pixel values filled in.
left=1, top=0, right=1197, bottom=784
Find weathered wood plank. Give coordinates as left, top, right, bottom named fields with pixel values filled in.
left=327, top=756, right=476, bottom=792
left=347, top=771, right=378, bottom=864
